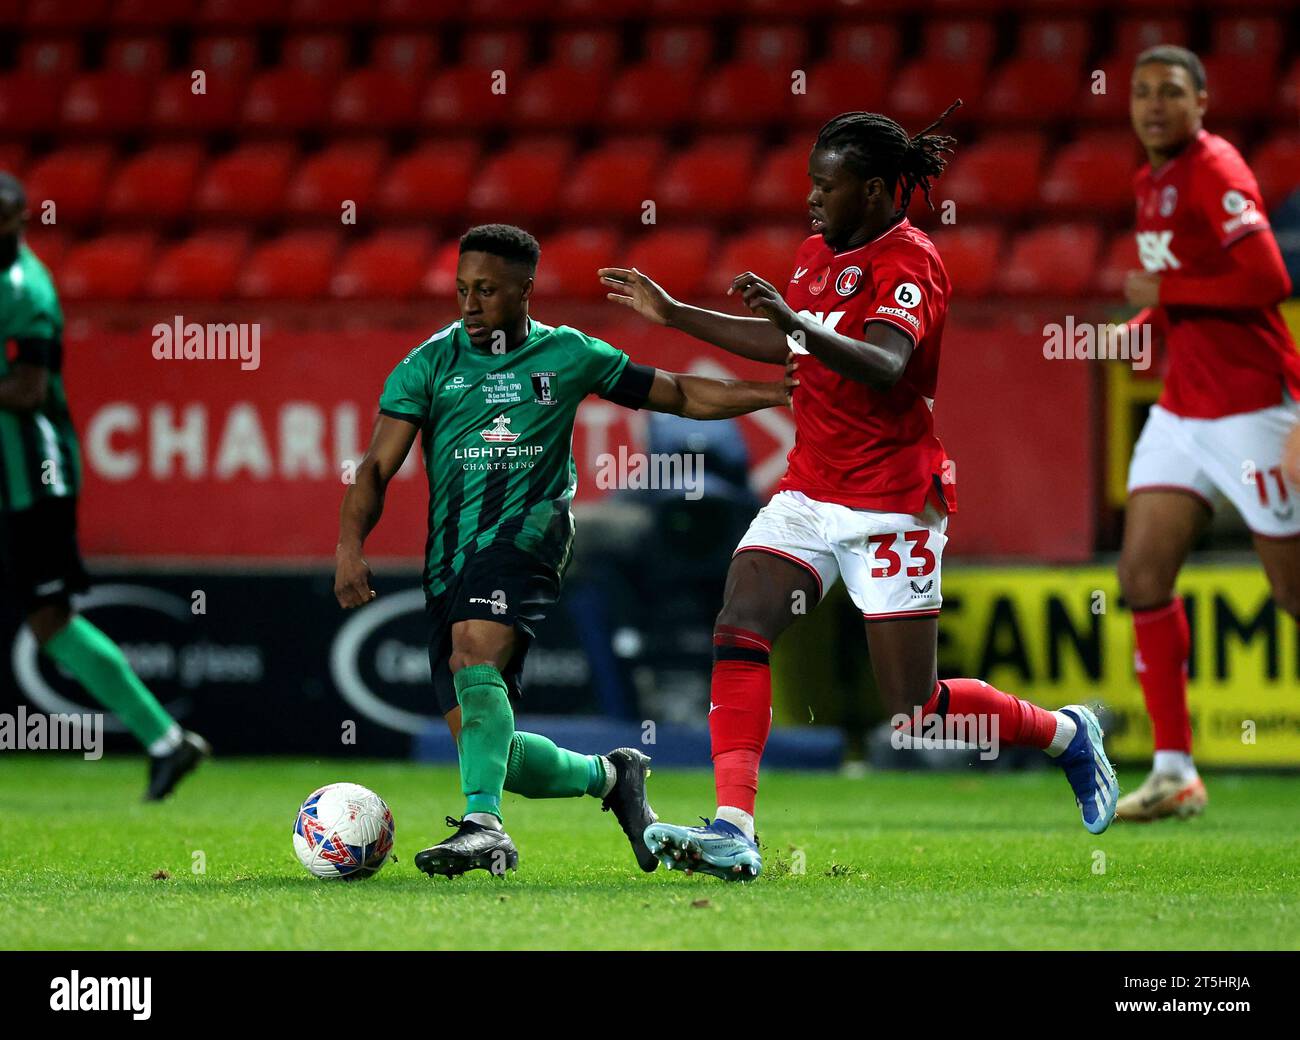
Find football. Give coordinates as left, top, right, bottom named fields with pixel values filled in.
left=292, top=782, right=395, bottom=880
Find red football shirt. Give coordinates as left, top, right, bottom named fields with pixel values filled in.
left=1134, top=129, right=1300, bottom=418
left=776, top=218, right=956, bottom=515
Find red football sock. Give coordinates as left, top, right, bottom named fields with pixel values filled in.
left=709, top=625, right=772, bottom=816
left=896, top=678, right=1059, bottom=749
left=1133, top=600, right=1192, bottom=752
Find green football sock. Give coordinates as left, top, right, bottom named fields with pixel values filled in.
left=41, top=616, right=177, bottom=750
left=453, top=664, right=515, bottom=820
left=504, top=731, right=608, bottom=799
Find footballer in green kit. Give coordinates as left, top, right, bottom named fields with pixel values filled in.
left=334, top=224, right=793, bottom=877
left=0, top=172, right=209, bottom=799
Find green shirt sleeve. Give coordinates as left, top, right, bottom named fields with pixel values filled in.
left=378, top=342, right=434, bottom=424
left=578, top=329, right=631, bottom=397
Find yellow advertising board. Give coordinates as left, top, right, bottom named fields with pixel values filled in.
left=937, top=565, right=1299, bottom=767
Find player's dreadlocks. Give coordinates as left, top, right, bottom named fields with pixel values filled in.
left=814, top=99, right=963, bottom=213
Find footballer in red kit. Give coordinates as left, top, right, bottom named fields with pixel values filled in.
left=1116, top=47, right=1300, bottom=824
left=600, top=104, right=1120, bottom=881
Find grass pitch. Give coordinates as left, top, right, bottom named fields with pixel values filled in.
left=1, top=756, right=1297, bottom=950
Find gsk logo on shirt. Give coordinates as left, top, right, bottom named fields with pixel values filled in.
left=1136, top=230, right=1181, bottom=272
left=786, top=310, right=844, bottom=354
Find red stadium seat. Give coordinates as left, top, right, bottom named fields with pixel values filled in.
left=0, top=73, right=65, bottom=134
left=372, top=32, right=439, bottom=74
left=645, top=25, right=714, bottom=71
left=330, top=231, right=433, bottom=299
left=24, top=146, right=116, bottom=226
left=827, top=22, right=901, bottom=69
left=1211, top=17, right=1284, bottom=65
left=551, top=29, right=622, bottom=72
left=375, top=0, right=460, bottom=25
left=1250, top=134, right=1300, bottom=209
left=1040, top=130, right=1143, bottom=216
left=1113, top=16, right=1189, bottom=62
left=289, top=0, right=373, bottom=25
left=22, top=227, right=68, bottom=276
left=61, top=71, right=154, bottom=133
left=1018, top=18, right=1091, bottom=65
left=191, top=35, right=258, bottom=82
left=928, top=225, right=1004, bottom=298
left=698, top=62, right=792, bottom=128
left=25, top=0, right=112, bottom=30
left=532, top=228, right=622, bottom=299
left=604, top=63, right=702, bottom=130
left=421, top=239, right=460, bottom=298
left=1201, top=54, right=1277, bottom=119
left=982, top=59, right=1080, bottom=124
left=1094, top=232, right=1139, bottom=298
left=104, top=35, right=169, bottom=76
left=151, top=70, right=245, bottom=131
left=746, top=0, right=839, bottom=13
left=888, top=60, right=985, bottom=127
left=649, top=0, right=747, bottom=17
left=922, top=19, right=997, bottom=69
left=941, top=133, right=1047, bottom=216
left=790, top=60, right=892, bottom=128
left=560, top=138, right=665, bottom=220
left=419, top=67, right=513, bottom=130
left=735, top=24, right=809, bottom=68
left=375, top=140, right=479, bottom=220
left=551, top=0, right=641, bottom=22
left=332, top=69, right=422, bottom=130
left=511, top=64, right=611, bottom=130
left=110, top=0, right=197, bottom=29
left=59, top=233, right=157, bottom=300
left=196, top=0, right=285, bottom=29
left=19, top=37, right=82, bottom=77
left=285, top=141, right=387, bottom=219
left=657, top=136, right=759, bottom=219
left=622, top=227, right=717, bottom=299
left=467, top=138, right=574, bottom=219
left=282, top=32, right=350, bottom=77
left=0, top=143, right=26, bottom=176
left=238, top=231, right=340, bottom=299
left=194, top=142, right=297, bottom=221
left=461, top=30, right=530, bottom=75
left=241, top=68, right=335, bottom=131
left=145, top=231, right=250, bottom=299
left=752, top=139, right=811, bottom=219
left=708, top=226, right=804, bottom=296
left=104, top=143, right=205, bottom=223
left=998, top=225, right=1102, bottom=296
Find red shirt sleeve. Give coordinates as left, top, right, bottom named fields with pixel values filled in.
left=1158, top=224, right=1292, bottom=308
left=861, top=246, right=941, bottom=345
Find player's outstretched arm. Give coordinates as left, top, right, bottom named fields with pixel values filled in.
left=335, top=414, right=419, bottom=608
left=598, top=266, right=789, bottom=365
left=731, top=271, right=913, bottom=391
left=641, top=365, right=793, bottom=420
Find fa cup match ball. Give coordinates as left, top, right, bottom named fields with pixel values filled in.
left=292, top=782, right=395, bottom=880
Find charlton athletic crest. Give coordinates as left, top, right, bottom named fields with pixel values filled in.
left=835, top=266, right=863, bottom=296
left=531, top=371, right=557, bottom=405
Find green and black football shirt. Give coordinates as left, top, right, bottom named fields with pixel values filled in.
left=379, top=318, right=652, bottom=599
left=0, top=241, right=80, bottom=513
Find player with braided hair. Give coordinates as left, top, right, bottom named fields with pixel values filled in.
left=599, top=104, right=1119, bottom=881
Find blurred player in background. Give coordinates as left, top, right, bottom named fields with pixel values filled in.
left=335, top=224, right=794, bottom=877
left=1116, top=47, right=1300, bottom=822
left=0, top=172, right=208, bottom=800
left=601, top=106, right=1120, bottom=882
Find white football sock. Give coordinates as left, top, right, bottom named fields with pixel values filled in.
left=465, top=812, right=502, bottom=830
left=1044, top=711, right=1077, bottom=757
left=147, top=724, right=183, bottom=757
left=1153, top=750, right=1197, bottom=781
left=716, top=805, right=755, bottom=840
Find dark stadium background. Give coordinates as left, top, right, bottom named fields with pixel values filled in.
left=2, top=0, right=1298, bottom=768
